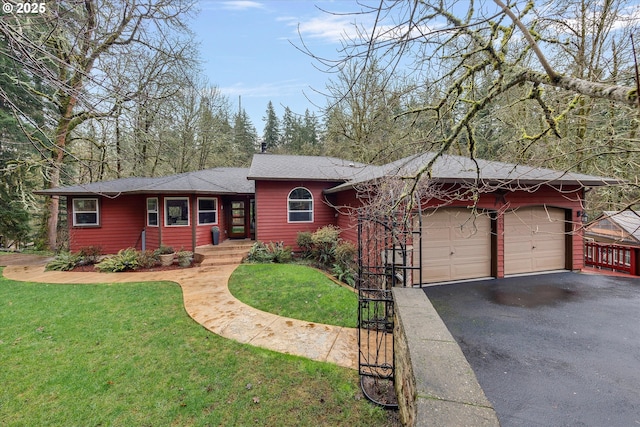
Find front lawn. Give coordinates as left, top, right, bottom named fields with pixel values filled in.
left=228, top=264, right=358, bottom=328
left=0, top=269, right=391, bottom=426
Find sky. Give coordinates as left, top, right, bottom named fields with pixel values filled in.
left=192, top=0, right=367, bottom=135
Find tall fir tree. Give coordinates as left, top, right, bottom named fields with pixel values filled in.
left=0, top=37, right=44, bottom=247
left=263, top=101, right=281, bottom=151
left=232, top=109, right=257, bottom=165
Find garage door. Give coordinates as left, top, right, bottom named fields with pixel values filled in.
left=414, top=208, right=492, bottom=284
left=504, top=207, right=566, bottom=275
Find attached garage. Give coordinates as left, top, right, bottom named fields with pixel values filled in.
left=504, top=206, right=567, bottom=275
left=414, top=208, right=493, bottom=284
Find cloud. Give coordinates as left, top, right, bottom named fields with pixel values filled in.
left=220, top=80, right=309, bottom=98
left=201, top=1, right=265, bottom=11
left=281, top=9, right=439, bottom=46
left=281, top=14, right=362, bottom=43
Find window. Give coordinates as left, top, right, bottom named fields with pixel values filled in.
left=73, top=198, right=99, bottom=226
left=288, top=187, right=313, bottom=222
left=165, top=197, right=189, bottom=226
left=198, top=197, right=218, bottom=225
left=147, top=198, right=158, bottom=226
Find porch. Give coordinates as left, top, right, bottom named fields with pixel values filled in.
left=584, top=240, right=640, bottom=276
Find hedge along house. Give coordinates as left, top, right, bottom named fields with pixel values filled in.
left=36, top=168, right=255, bottom=254
left=38, top=152, right=614, bottom=284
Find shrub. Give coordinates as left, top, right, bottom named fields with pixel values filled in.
left=246, top=241, right=292, bottom=263
left=296, top=231, right=313, bottom=258
left=45, top=252, right=82, bottom=271
left=137, top=250, right=159, bottom=269
left=269, top=242, right=293, bottom=263
left=332, top=263, right=356, bottom=287
left=154, top=245, right=174, bottom=256
left=176, top=250, right=193, bottom=267
left=78, top=246, right=102, bottom=265
left=95, top=248, right=139, bottom=272
left=332, top=241, right=357, bottom=286
left=246, top=242, right=273, bottom=263
left=311, top=225, right=341, bottom=267
left=334, top=241, right=356, bottom=267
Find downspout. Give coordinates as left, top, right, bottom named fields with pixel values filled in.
left=191, top=196, right=197, bottom=252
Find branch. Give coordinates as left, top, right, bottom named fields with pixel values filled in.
left=522, top=69, right=638, bottom=106
left=493, top=0, right=559, bottom=81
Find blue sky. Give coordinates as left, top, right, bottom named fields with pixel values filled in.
left=193, top=0, right=365, bottom=135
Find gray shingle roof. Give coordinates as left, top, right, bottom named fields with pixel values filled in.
left=601, top=210, right=640, bottom=242
left=35, top=167, right=254, bottom=196
left=325, top=152, right=618, bottom=193
left=247, top=154, right=370, bottom=181
left=36, top=152, right=617, bottom=197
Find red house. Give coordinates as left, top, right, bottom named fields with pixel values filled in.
left=37, top=167, right=255, bottom=254
left=38, top=152, right=615, bottom=284
left=585, top=210, right=640, bottom=247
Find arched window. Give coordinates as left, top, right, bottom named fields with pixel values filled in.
left=288, top=187, right=313, bottom=222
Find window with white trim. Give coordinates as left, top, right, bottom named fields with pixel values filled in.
left=165, top=197, right=189, bottom=226
left=147, top=197, right=158, bottom=226
left=198, top=197, right=218, bottom=225
left=73, top=198, right=99, bottom=226
left=288, top=187, right=313, bottom=222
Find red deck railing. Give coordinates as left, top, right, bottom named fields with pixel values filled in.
left=584, top=241, right=639, bottom=276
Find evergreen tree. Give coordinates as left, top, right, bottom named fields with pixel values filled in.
left=0, top=37, right=44, bottom=247
left=263, top=101, right=281, bottom=150
left=281, top=107, right=304, bottom=152
left=232, top=109, right=257, bottom=165
left=300, top=109, right=322, bottom=154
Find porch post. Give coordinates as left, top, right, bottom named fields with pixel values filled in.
left=158, top=196, right=163, bottom=246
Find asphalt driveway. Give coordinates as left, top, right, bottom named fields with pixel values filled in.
left=423, top=272, right=640, bottom=426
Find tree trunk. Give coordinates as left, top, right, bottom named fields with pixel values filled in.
left=46, top=150, right=63, bottom=250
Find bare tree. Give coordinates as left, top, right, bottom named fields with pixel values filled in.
left=323, top=59, right=418, bottom=163
left=0, top=0, right=197, bottom=249
left=305, top=0, right=640, bottom=209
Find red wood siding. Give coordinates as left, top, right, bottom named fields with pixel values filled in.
left=145, top=225, right=160, bottom=251
left=335, top=189, right=362, bottom=245
left=159, top=195, right=225, bottom=251
left=255, top=180, right=341, bottom=249
left=69, top=194, right=226, bottom=254
left=69, top=195, right=146, bottom=253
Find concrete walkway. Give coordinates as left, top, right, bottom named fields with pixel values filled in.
left=1, top=258, right=357, bottom=370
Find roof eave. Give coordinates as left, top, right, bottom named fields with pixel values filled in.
left=34, top=189, right=254, bottom=196
left=323, top=176, right=619, bottom=195
left=248, top=176, right=347, bottom=182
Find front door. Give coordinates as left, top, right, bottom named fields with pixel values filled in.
left=229, top=200, right=247, bottom=238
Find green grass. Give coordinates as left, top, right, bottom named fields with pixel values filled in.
left=228, top=264, right=359, bottom=328
left=0, top=268, right=392, bottom=426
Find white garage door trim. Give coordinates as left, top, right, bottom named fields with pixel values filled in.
left=504, top=206, right=566, bottom=276
left=414, top=208, right=493, bottom=284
